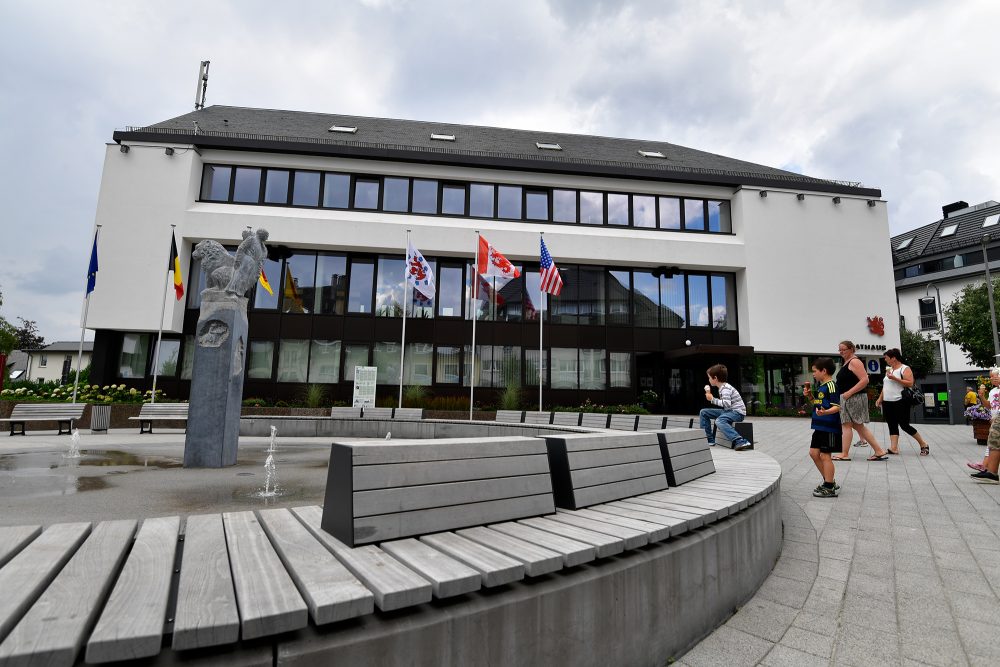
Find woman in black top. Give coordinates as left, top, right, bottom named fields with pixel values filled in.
left=833, top=341, right=889, bottom=461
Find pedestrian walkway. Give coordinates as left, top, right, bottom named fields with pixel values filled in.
left=678, top=417, right=1000, bottom=667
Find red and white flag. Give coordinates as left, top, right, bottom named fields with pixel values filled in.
left=477, top=235, right=520, bottom=279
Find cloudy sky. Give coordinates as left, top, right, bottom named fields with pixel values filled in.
left=2, top=0, right=998, bottom=342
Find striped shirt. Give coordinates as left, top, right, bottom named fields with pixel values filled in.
left=711, top=383, right=747, bottom=415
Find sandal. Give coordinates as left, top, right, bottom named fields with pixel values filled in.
left=920, top=446, right=929, bottom=456
left=887, top=449, right=900, bottom=455
left=832, top=455, right=851, bottom=461
left=867, top=454, right=889, bottom=461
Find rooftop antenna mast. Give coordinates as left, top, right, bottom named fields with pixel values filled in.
left=194, top=60, right=210, bottom=110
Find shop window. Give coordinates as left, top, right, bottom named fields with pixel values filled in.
left=435, top=346, right=461, bottom=384
left=308, top=340, right=341, bottom=383
left=276, top=340, right=309, bottom=382
left=247, top=341, right=274, bottom=379
left=119, top=334, right=150, bottom=378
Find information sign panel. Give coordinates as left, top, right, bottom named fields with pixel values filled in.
left=352, top=366, right=377, bottom=408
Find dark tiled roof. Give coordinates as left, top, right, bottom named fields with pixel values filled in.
left=28, top=342, right=94, bottom=354
left=891, top=201, right=1000, bottom=263
left=113, top=106, right=880, bottom=197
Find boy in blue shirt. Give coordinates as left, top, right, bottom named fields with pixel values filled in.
left=803, top=357, right=841, bottom=498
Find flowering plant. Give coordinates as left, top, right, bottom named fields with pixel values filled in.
left=964, top=404, right=992, bottom=421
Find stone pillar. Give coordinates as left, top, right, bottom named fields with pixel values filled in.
left=183, top=290, right=248, bottom=467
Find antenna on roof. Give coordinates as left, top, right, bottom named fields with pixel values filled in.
left=194, top=60, right=210, bottom=111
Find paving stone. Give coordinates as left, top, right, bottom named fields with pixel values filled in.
left=846, top=571, right=895, bottom=599
left=955, top=618, right=996, bottom=663
left=899, top=625, right=969, bottom=667
left=777, top=626, right=835, bottom=659
left=770, top=556, right=818, bottom=584
left=947, top=590, right=1000, bottom=621
left=754, top=574, right=813, bottom=609
left=819, top=540, right=854, bottom=561
left=680, top=626, right=774, bottom=667
left=761, top=643, right=829, bottom=667
left=725, top=597, right=798, bottom=642
left=834, top=621, right=901, bottom=665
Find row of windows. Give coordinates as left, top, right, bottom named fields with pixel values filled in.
left=125, top=333, right=633, bottom=390
left=189, top=251, right=738, bottom=330
left=895, top=246, right=1000, bottom=280
left=200, top=164, right=732, bottom=232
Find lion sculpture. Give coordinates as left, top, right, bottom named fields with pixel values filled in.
left=192, top=240, right=234, bottom=291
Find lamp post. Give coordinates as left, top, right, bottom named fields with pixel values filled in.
left=922, top=283, right=953, bottom=424
left=981, top=234, right=1000, bottom=362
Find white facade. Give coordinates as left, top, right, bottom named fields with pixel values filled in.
left=25, top=347, right=92, bottom=383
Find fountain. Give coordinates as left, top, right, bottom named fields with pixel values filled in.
left=268, top=425, right=278, bottom=453
left=260, top=453, right=279, bottom=497
left=64, top=429, right=82, bottom=459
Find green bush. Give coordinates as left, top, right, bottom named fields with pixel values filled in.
left=552, top=399, right=649, bottom=414
left=242, top=397, right=268, bottom=407
left=403, top=385, right=429, bottom=407
left=498, top=382, right=521, bottom=411
left=303, top=384, right=327, bottom=408
left=1, top=381, right=167, bottom=404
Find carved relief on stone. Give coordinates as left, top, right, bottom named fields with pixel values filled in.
left=198, top=319, right=230, bottom=347
left=233, top=336, right=245, bottom=377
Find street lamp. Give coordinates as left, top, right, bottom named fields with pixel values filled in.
left=921, top=283, right=953, bottom=424
left=981, top=234, right=1000, bottom=362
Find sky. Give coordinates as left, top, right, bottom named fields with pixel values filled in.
left=2, top=0, right=999, bottom=343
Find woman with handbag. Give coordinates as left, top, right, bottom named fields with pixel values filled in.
left=875, top=348, right=931, bottom=456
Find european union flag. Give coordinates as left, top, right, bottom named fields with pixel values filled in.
left=86, top=231, right=99, bottom=295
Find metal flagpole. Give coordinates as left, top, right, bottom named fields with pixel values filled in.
left=470, top=231, right=480, bottom=420
left=150, top=224, right=176, bottom=405
left=72, top=226, right=100, bottom=404
left=399, top=230, right=410, bottom=409
left=539, top=233, right=544, bottom=412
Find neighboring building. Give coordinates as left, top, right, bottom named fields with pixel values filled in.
left=4, top=350, right=27, bottom=381
left=85, top=106, right=898, bottom=413
left=24, top=342, right=93, bottom=383
left=892, top=200, right=1000, bottom=423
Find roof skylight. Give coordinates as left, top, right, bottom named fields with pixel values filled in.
left=940, top=223, right=958, bottom=237
left=535, top=142, right=562, bottom=151
left=983, top=214, right=999, bottom=228
left=638, top=150, right=666, bottom=158
left=430, top=133, right=455, bottom=141
left=328, top=125, right=358, bottom=134
left=896, top=238, right=914, bottom=251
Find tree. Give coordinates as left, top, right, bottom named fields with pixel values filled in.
left=14, top=318, right=44, bottom=350
left=899, top=326, right=938, bottom=379
left=943, top=278, right=1000, bottom=368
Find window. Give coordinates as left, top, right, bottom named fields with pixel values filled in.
left=498, top=185, right=522, bottom=219
left=553, top=190, right=577, bottom=223
left=462, top=345, right=493, bottom=387
left=412, top=179, right=439, bottom=214
left=181, top=336, right=195, bottom=380
left=407, top=258, right=436, bottom=318
left=685, top=199, right=706, bottom=231
left=610, top=352, right=631, bottom=388
left=201, top=165, right=231, bottom=201
left=707, top=200, right=732, bottom=233
left=374, top=342, right=400, bottom=384
left=437, top=265, right=463, bottom=317
left=523, top=269, right=542, bottom=322
left=309, top=340, right=341, bottom=383
left=342, top=343, right=369, bottom=381
left=895, top=237, right=914, bottom=251
left=403, top=343, right=433, bottom=386
left=329, top=125, right=357, bottom=133
left=154, top=339, right=181, bottom=376
left=687, top=274, right=709, bottom=326
left=253, top=257, right=282, bottom=310
left=283, top=253, right=316, bottom=314
left=233, top=167, right=262, bottom=203
left=375, top=257, right=404, bottom=317
left=984, top=214, right=1000, bottom=228
left=551, top=348, right=577, bottom=389
left=347, top=259, right=375, bottom=313
left=632, top=271, right=659, bottom=328
left=264, top=170, right=290, bottom=204
left=550, top=266, right=578, bottom=324
left=276, top=340, right=309, bottom=382
left=940, top=223, right=958, bottom=237
left=442, top=184, right=467, bottom=215
left=711, top=274, right=736, bottom=330
left=354, top=179, right=379, bottom=209
left=383, top=177, right=410, bottom=212
left=315, top=254, right=347, bottom=315
left=661, top=274, right=685, bottom=328
left=607, top=194, right=629, bottom=226
left=119, top=334, right=150, bottom=378
left=525, top=348, right=548, bottom=386
left=632, top=196, right=656, bottom=228
left=491, top=346, right=521, bottom=389
left=580, top=349, right=606, bottom=390
left=578, top=267, right=606, bottom=325
left=435, top=346, right=461, bottom=384
left=39, top=354, right=47, bottom=368
left=469, top=184, right=494, bottom=217
left=247, top=341, right=274, bottom=379
left=659, top=197, right=681, bottom=229
left=430, top=133, right=455, bottom=141
left=322, top=173, right=350, bottom=208
left=919, top=297, right=938, bottom=330
left=291, top=171, right=320, bottom=206
left=607, top=270, right=630, bottom=325
left=580, top=192, right=604, bottom=225
left=638, top=150, right=665, bottom=158
left=535, top=142, right=562, bottom=150
left=525, top=190, right=549, bottom=220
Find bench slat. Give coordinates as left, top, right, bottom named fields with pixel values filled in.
left=615, top=499, right=708, bottom=528
left=522, top=411, right=551, bottom=425
left=571, top=475, right=671, bottom=508
left=573, top=507, right=674, bottom=542
left=420, top=532, right=524, bottom=587
left=570, top=460, right=665, bottom=489
left=222, top=511, right=308, bottom=640
left=569, top=444, right=663, bottom=469
left=549, top=511, right=648, bottom=550
left=0, top=520, right=135, bottom=666
left=456, top=527, right=562, bottom=577
left=392, top=408, right=424, bottom=419
left=669, top=461, right=718, bottom=486
left=257, top=508, right=374, bottom=625
left=86, top=517, right=180, bottom=663
left=353, top=474, right=552, bottom=517
left=380, top=538, right=481, bottom=598
left=171, top=514, right=240, bottom=651
left=354, top=454, right=551, bottom=491
left=0, top=525, right=42, bottom=568
left=292, top=506, right=432, bottom=611
left=331, top=407, right=363, bottom=418
left=348, top=437, right=545, bottom=465
left=494, top=410, right=524, bottom=423
left=488, top=521, right=595, bottom=567
left=551, top=412, right=581, bottom=426
left=0, top=522, right=91, bottom=645
left=361, top=407, right=393, bottom=419
left=516, top=517, right=624, bottom=559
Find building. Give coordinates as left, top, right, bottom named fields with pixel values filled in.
left=892, top=200, right=1000, bottom=423
left=24, top=342, right=93, bottom=383
left=85, top=106, right=898, bottom=413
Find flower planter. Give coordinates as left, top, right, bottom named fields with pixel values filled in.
left=972, top=419, right=991, bottom=445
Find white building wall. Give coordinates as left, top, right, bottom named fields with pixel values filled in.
left=26, top=352, right=92, bottom=382
left=897, top=279, right=982, bottom=373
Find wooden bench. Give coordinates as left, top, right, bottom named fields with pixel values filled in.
left=494, top=410, right=524, bottom=423
left=551, top=412, right=581, bottom=426
left=580, top=413, right=611, bottom=429
left=609, top=414, right=639, bottom=431
left=523, top=411, right=552, bottom=425
left=636, top=415, right=668, bottom=431
left=322, top=437, right=556, bottom=547
left=331, top=407, right=363, bottom=418
left=392, top=408, right=424, bottom=420
left=0, top=403, right=86, bottom=436
left=712, top=421, right=754, bottom=450
left=542, top=432, right=669, bottom=510
left=128, top=403, right=189, bottom=434
left=656, top=428, right=717, bottom=485
left=361, top=407, right=393, bottom=420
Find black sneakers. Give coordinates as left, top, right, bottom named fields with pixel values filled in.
left=970, top=470, right=1000, bottom=484
left=813, top=485, right=838, bottom=498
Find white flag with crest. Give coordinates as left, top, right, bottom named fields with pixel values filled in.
left=406, top=239, right=436, bottom=301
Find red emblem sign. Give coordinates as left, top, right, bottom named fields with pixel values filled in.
left=867, top=316, right=885, bottom=336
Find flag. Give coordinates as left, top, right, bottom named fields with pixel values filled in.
left=169, top=232, right=184, bottom=300
left=477, top=235, right=520, bottom=279
left=539, top=237, right=563, bottom=296
left=86, top=231, right=99, bottom=295
left=406, top=239, right=436, bottom=301
left=258, top=268, right=274, bottom=295
left=284, top=265, right=304, bottom=312
left=473, top=273, right=506, bottom=304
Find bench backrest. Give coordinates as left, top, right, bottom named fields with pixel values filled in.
left=551, top=412, right=581, bottom=426
left=636, top=415, right=668, bottom=431
left=608, top=414, right=638, bottom=431
left=543, top=432, right=668, bottom=510
left=579, top=413, right=611, bottom=429
left=523, top=411, right=552, bottom=425
left=331, top=407, right=363, bottom=418
left=9, top=403, right=87, bottom=419
left=322, top=436, right=555, bottom=546
left=361, top=407, right=393, bottom=420
left=392, top=408, right=424, bottom=420
left=137, top=403, right=189, bottom=417
left=656, top=428, right=716, bottom=486
left=494, top=410, right=524, bottom=423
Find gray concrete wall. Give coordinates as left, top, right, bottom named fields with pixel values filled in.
left=239, top=417, right=590, bottom=439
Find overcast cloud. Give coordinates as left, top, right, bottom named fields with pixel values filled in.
left=2, top=0, right=998, bottom=342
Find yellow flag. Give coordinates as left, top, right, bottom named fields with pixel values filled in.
left=258, top=268, right=273, bottom=295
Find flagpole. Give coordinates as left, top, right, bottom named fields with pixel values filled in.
left=398, top=230, right=410, bottom=409
left=470, top=231, right=480, bottom=420
left=539, top=233, right=544, bottom=412
left=150, top=224, right=176, bottom=405
left=72, top=225, right=100, bottom=405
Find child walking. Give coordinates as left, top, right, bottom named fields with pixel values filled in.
left=699, top=363, right=751, bottom=451
left=804, top=357, right=842, bottom=498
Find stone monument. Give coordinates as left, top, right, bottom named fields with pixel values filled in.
left=183, top=228, right=269, bottom=467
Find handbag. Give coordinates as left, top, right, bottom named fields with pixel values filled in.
left=901, top=386, right=924, bottom=406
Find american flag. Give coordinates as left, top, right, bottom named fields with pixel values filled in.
left=539, top=237, right=563, bottom=296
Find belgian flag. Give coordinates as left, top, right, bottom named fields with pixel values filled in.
left=169, top=232, right=184, bottom=300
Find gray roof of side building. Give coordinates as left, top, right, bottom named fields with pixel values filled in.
left=26, top=342, right=94, bottom=354
left=113, top=105, right=881, bottom=197
left=891, top=201, right=1000, bottom=263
